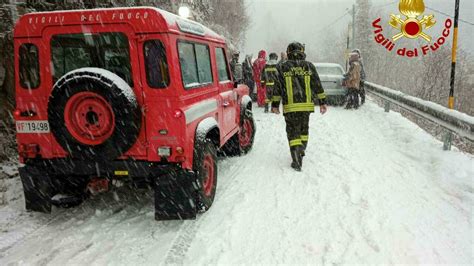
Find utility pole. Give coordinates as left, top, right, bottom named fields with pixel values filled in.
left=444, top=0, right=460, bottom=151
left=346, top=24, right=350, bottom=71
left=352, top=4, right=356, bottom=49
left=449, top=0, right=460, bottom=110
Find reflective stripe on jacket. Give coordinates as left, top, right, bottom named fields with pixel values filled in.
left=271, top=60, right=326, bottom=114
left=260, top=60, right=279, bottom=101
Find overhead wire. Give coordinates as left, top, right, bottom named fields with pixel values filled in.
left=372, top=0, right=399, bottom=9
left=371, top=1, right=473, bottom=27
left=425, top=6, right=474, bottom=26
left=314, top=10, right=350, bottom=35
left=312, top=1, right=473, bottom=39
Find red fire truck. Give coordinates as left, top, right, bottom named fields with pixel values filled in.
left=13, top=7, right=255, bottom=220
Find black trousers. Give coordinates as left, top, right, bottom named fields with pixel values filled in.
left=347, top=89, right=359, bottom=108
left=359, top=84, right=365, bottom=104
left=284, top=112, right=310, bottom=150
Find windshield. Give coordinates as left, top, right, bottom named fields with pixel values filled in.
left=315, top=66, right=344, bottom=76
left=51, top=32, right=133, bottom=86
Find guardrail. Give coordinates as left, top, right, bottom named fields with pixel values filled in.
left=364, top=82, right=474, bottom=150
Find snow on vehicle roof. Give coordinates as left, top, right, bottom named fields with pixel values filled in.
left=313, top=63, right=344, bottom=68
left=14, top=6, right=225, bottom=43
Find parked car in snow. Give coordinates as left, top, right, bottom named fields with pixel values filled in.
left=13, top=7, right=256, bottom=220
left=313, top=63, right=347, bottom=105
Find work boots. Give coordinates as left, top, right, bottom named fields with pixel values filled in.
left=290, top=146, right=302, bottom=171
left=301, top=141, right=307, bottom=157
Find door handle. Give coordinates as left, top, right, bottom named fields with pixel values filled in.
left=223, top=101, right=230, bottom=107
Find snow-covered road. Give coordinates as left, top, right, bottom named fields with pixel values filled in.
left=0, top=100, right=473, bottom=265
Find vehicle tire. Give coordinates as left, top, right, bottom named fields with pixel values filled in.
left=48, top=68, right=141, bottom=160
left=238, top=109, right=256, bottom=154
left=194, top=138, right=218, bottom=211
left=221, top=109, right=256, bottom=156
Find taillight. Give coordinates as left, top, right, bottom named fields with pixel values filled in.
left=14, top=109, right=37, bottom=118
left=13, top=109, right=21, bottom=118
left=19, top=144, right=27, bottom=153
left=19, top=143, right=40, bottom=158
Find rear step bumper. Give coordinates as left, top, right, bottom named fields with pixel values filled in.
left=20, top=159, right=190, bottom=184
left=19, top=159, right=198, bottom=220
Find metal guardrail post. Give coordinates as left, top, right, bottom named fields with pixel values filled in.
left=443, top=131, right=453, bottom=151
left=384, top=101, right=390, bottom=112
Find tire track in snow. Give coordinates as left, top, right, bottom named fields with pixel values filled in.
left=162, top=155, right=249, bottom=265
left=177, top=108, right=293, bottom=264
left=0, top=208, right=68, bottom=256
left=0, top=188, right=151, bottom=263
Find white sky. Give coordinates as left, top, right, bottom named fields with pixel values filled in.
left=243, top=0, right=474, bottom=57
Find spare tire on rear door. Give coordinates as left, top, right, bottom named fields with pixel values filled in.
left=48, top=68, right=141, bottom=160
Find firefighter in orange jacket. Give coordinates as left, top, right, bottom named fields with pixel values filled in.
left=270, top=42, right=328, bottom=171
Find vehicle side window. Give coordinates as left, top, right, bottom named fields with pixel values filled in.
left=195, top=44, right=213, bottom=84
left=19, top=44, right=40, bottom=89
left=215, top=48, right=231, bottom=82
left=178, top=41, right=213, bottom=89
left=144, top=40, right=170, bottom=88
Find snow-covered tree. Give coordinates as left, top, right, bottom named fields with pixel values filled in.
left=0, top=0, right=249, bottom=100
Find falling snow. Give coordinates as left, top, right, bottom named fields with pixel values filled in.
left=0, top=101, right=472, bottom=265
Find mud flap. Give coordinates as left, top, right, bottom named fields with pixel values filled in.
left=153, top=170, right=198, bottom=220
left=19, top=166, right=53, bottom=213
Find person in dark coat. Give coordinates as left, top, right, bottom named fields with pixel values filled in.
left=270, top=42, right=328, bottom=171
left=260, top=52, right=279, bottom=113
left=242, top=55, right=255, bottom=101
left=230, top=52, right=240, bottom=77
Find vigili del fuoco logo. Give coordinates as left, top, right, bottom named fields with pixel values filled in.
left=372, top=0, right=452, bottom=58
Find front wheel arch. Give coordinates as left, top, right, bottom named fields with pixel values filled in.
left=240, top=95, right=253, bottom=118
left=194, top=117, right=220, bottom=148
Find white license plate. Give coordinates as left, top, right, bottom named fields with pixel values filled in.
left=16, top=121, right=50, bottom=133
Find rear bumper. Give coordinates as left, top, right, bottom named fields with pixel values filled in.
left=20, top=159, right=194, bottom=185
left=19, top=159, right=197, bottom=218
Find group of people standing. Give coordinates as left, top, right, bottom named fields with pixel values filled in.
left=234, top=48, right=366, bottom=112
left=231, top=44, right=366, bottom=171
left=232, top=50, right=288, bottom=112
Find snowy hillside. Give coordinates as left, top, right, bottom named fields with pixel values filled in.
left=0, top=100, right=473, bottom=264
